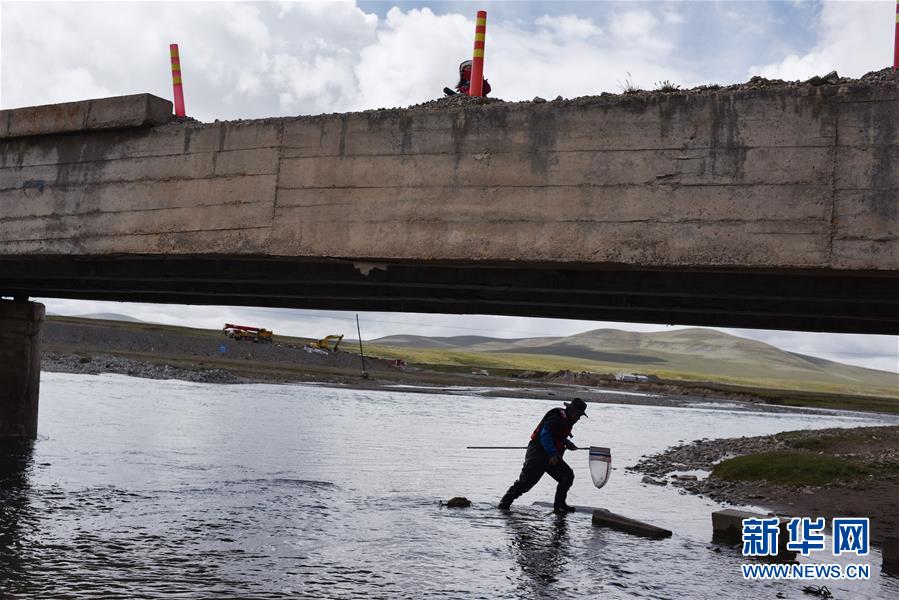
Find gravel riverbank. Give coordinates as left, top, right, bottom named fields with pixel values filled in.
left=628, top=426, right=899, bottom=544
left=42, top=352, right=250, bottom=384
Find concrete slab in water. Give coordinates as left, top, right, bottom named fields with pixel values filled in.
left=711, top=508, right=796, bottom=561
left=592, top=508, right=673, bottom=539
left=533, top=501, right=598, bottom=513
left=883, top=537, right=899, bottom=575
left=712, top=508, right=762, bottom=542
left=532, top=502, right=672, bottom=539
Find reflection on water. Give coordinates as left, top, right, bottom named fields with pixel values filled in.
left=507, top=513, right=570, bottom=591
left=0, top=440, right=34, bottom=594
left=0, top=372, right=897, bottom=598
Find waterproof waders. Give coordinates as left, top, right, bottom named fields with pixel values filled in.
left=498, top=440, right=574, bottom=510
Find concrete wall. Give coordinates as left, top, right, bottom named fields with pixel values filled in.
left=1, top=86, right=896, bottom=272
left=0, top=301, right=44, bottom=439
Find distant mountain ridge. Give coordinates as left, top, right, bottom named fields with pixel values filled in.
left=371, top=334, right=534, bottom=348
left=370, top=328, right=899, bottom=397
left=76, top=313, right=144, bottom=323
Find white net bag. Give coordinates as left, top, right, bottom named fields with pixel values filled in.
left=589, top=446, right=612, bottom=489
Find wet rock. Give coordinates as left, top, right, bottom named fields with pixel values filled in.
left=445, top=497, right=471, bottom=508
left=641, top=476, right=668, bottom=486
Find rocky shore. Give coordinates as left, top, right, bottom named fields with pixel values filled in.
left=629, top=426, right=899, bottom=544
left=43, top=352, right=250, bottom=384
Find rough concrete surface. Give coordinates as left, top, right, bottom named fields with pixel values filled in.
left=0, top=94, right=173, bottom=139
left=2, top=74, right=897, bottom=270
left=591, top=508, right=674, bottom=539
left=0, top=301, right=44, bottom=439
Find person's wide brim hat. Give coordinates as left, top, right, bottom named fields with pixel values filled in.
left=564, top=397, right=588, bottom=417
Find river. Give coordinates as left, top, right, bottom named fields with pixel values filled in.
left=1, top=373, right=897, bottom=599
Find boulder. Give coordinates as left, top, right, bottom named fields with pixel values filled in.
left=445, top=497, right=471, bottom=508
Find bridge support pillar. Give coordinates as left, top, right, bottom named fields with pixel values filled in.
left=0, top=300, right=44, bottom=440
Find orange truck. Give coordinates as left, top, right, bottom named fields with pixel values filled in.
left=223, top=323, right=273, bottom=344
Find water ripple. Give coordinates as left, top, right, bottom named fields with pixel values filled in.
left=1, top=375, right=897, bottom=598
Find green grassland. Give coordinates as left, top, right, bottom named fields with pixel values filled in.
left=778, top=426, right=899, bottom=453
left=712, top=426, right=899, bottom=485
left=712, top=452, right=873, bottom=486
left=356, top=343, right=899, bottom=400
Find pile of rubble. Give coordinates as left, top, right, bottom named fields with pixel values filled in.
left=402, top=67, right=898, bottom=113
left=409, top=93, right=504, bottom=110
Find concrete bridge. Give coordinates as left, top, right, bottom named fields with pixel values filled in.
left=1, top=83, right=898, bottom=437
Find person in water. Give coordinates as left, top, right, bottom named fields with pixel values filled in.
left=444, top=59, right=491, bottom=96
left=498, top=398, right=588, bottom=514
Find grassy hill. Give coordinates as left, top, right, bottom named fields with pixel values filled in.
left=367, top=328, right=899, bottom=399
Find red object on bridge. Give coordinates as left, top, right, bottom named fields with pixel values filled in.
left=469, top=11, right=487, bottom=96
left=894, top=0, right=899, bottom=71
left=170, top=43, right=186, bottom=116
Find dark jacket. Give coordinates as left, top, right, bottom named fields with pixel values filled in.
left=529, top=408, right=572, bottom=457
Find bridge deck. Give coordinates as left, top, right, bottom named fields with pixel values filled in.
left=1, top=85, right=897, bottom=333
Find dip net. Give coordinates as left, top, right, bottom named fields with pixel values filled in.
left=588, top=446, right=612, bottom=489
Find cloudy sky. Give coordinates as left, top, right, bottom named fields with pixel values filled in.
left=2, top=1, right=898, bottom=375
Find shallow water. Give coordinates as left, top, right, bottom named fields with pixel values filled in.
left=1, top=372, right=897, bottom=598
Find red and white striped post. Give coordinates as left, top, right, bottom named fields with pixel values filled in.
left=894, top=0, right=899, bottom=71
left=469, top=10, right=487, bottom=96
left=170, top=43, right=186, bottom=116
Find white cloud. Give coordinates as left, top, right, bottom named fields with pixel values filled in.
left=46, top=67, right=111, bottom=105
left=534, top=14, right=603, bottom=40
left=664, top=10, right=686, bottom=26
left=750, top=0, right=893, bottom=80
left=0, top=1, right=379, bottom=119
left=484, top=10, right=689, bottom=100
left=354, top=7, right=471, bottom=110
left=607, top=9, right=675, bottom=56
left=271, top=49, right=361, bottom=114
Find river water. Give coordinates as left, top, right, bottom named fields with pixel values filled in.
left=1, top=373, right=898, bottom=599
